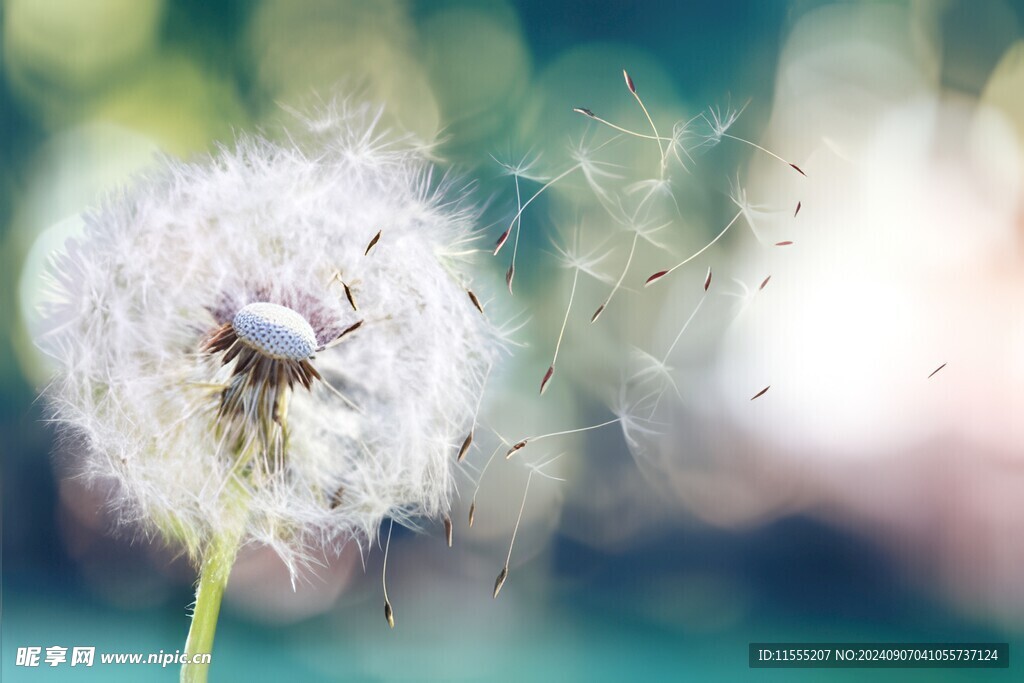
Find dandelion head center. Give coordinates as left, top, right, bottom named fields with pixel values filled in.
left=231, top=302, right=318, bottom=361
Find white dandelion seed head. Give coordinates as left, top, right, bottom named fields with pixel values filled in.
left=37, top=100, right=499, bottom=572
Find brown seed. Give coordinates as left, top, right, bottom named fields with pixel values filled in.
left=468, top=500, right=476, bottom=527
left=539, top=365, right=555, bottom=395
left=329, top=486, right=345, bottom=509
left=506, top=263, right=515, bottom=294
left=645, top=270, right=669, bottom=287
left=492, top=566, right=508, bottom=599
left=572, top=106, right=596, bottom=118
left=590, top=304, right=606, bottom=323
left=342, top=281, right=358, bottom=311
left=338, top=320, right=363, bottom=340
left=928, top=362, right=947, bottom=379
left=384, top=600, right=395, bottom=629
left=623, top=69, right=636, bottom=94
left=794, top=201, right=802, bottom=217
left=790, top=163, right=807, bottom=177
left=457, top=431, right=473, bottom=462
left=365, top=230, right=382, bottom=255
left=759, top=275, right=771, bottom=291
left=750, top=385, right=770, bottom=401
left=444, top=516, right=453, bottom=548
left=494, top=228, right=511, bottom=255
left=704, top=267, right=713, bottom=292
left=468, top=289, right=485, bottom=314
left=505, top=440, right=528, bottom=459
left=775, top=241, right=793, bottom=246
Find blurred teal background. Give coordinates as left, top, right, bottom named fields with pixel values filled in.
left=4, top=0, right=1024, bottom=680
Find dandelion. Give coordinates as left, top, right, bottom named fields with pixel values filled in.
left=492, top=453, right=565, bottom=599
left=701, top=103, right=807, bottom=176
left=543, top=228, right=615, bottom=394
left=491, top=152, right=546, bottom=294
left=494, top=136, right=620, bottom=258
left=592, top=207, right=671, bottom=323
left=504, top=416, right=621, bottom=459
left=36, top=101, right=497, bottom=681
left=645, top=210, right=743, bottom=287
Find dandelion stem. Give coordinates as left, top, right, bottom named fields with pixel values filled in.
left=181, top=483, right=247, bottom=683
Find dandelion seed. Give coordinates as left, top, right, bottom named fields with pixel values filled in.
left=592, top=228, right=643, bottom=323
left=493, top=469, right=532, bottom=599
left=329, top=485, right=345, bottom=509
left=457, top=362, right=489, bottom=461
left=506, top=175, right=524, bottom=294
left=759, top=276, right=771, bottom=290
left=645, top=210, right=743, bottom=287
left=703, top=104, right=807, bottom=177
left=928, top=363, right=947, bottom=379
left=505, top=417, right=620, bottom=459
left=623, top=69, right=636, bottom=94
left=750, top=385, right=770, bottom=401
left=623, top=69, right=668, bottom=177
left=542, top=267, right=579, bottom=395
left=794, top=201, right=801, bottom=217
left=444, top=516, right=453, bottom=548
left=383, top=518, right=395, bottom=629
left=364, top=229, right=382, bottom=255
left=468, top=289, right=485, bottom=314
left=468, top=440, right=505, bottom=527
left=495, top=138, right=619, bottom=256
left=505, top=440, right=529, bottom=458
left=540, top=365, right=556, bottom=396
left=457, top=432, right=473, bottom=462
left=642, top=274, right=712, bottom=412
left=646, top=270, right=669, bottom=286
left=342, top=281, right=358, bottom=311
left=492, top=566, right=508, bottom=599
left=775, top=240, right=793, bottom=246
left=493, top=454, right=564, bottom=599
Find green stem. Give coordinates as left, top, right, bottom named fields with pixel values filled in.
left=180, top=525, right=243, bottom=683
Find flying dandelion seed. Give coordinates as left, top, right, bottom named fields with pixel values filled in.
left=794, top=201, right=802, bottom=217
left=750, top=385, right=771, bottom=401
left=36, top=101, right=499, bottom=679
left=505, top=417, right=620, bottom=459
left=928, top=363, right=947, bottom=379
left=775, top=240, right=793, bottom=246
left=492, top=454, right=564, bottom=599
left=645, top=210, right=743, bottom=287
left=702, top=103, right=807, bottom=176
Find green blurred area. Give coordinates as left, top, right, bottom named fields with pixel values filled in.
left=4, top=1, right=1024, bottom=681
